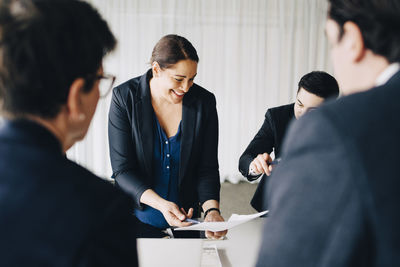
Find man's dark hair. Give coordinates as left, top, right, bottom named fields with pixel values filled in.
left=297, top=71, right=340, bottom=99
left=150, top=34, right=199, bottom=69
left=0, top=0, right=116, bottom=118
left=328, top=0, right=400, bottom=63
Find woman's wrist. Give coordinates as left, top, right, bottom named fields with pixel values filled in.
left=202, top=199, right=220, bottom=217
left=140, top=189, right=166, bottom=211
left=153, top=196, right=169, bottom=212
left=204, top=207, right=221, bottom=218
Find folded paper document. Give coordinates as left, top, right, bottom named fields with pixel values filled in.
left=175, top=210, right=268, bottom=232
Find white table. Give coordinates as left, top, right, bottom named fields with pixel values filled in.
left=137, top=218, right=265, bottom=267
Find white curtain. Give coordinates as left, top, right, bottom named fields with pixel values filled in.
left=67, top=0, right=332, bottom=183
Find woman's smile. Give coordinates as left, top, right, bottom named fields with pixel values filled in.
left=171, top=89, right=185, bottom=98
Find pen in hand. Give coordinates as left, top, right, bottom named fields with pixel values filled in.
left=184, top=218, right=200, bottom=224
left=269, top=158, right=281, bottom=166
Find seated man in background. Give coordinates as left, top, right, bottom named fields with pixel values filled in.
left=256, top=0, right=400, bottom=266
left=239, top=71, right=339, bottom=211
left=0, top=0, right=137, bottom=266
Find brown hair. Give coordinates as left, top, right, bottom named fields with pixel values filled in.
left=150, top=34, right=199, bottom=69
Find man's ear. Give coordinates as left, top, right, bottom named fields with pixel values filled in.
left=152, top=61, right=162, bottom=77
left=66, top=78, right=86, bottom=122
left=343, top=21, right=366, bottom=63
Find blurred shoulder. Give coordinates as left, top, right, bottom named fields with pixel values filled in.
left=315, top=77, right=400, bottom=138
left=187, top=83, right=216, bottom=103
left=64, top=160, right=131, bottom=209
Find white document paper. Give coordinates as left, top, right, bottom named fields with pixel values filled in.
left=175, top=210, right=268, bottom=232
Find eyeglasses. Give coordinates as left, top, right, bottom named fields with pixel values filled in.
left=96, top=73, right=116, bottom=98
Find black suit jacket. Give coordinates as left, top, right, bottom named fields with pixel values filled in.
left=0, top=119, right=137, bottom=266
left=239, top=103, right=294, bottom=211
left=108, top=70, right=220, bottom=214
left=256, top=71, right=400, bottom=267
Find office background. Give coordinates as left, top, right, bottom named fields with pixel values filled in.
left=66, top=0, right=332, bottom=183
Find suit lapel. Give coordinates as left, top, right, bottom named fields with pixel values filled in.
left=135, top=71, right=154, bottom=178
left=179, top=94, right=196, bottom=185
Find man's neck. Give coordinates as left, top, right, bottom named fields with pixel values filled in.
left=27, top=115, right=70, bottom=153
left=344, top=54, right=389, bottom=95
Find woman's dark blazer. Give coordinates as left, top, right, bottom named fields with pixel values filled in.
left=238, top=103, right=294, bottom=211
left=108, top=70, right=220, bottom=214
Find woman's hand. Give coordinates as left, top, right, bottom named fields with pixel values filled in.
left=202, top=200, right=227, bottom=239
left=140, top=189, right=193, bottom=227
left=159, top=200, right=193, bottom=227
left=204, top=210, right=227, bottom=239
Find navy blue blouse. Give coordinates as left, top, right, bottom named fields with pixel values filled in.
left=135, top=113, right=181, bottom=229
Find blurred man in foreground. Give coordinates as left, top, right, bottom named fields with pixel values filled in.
left=256, top=0, right=400, bottom=266
left=0, top=0, right=137, bottom=265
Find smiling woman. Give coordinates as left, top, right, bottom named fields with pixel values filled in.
left=108, top=34, right=227, bottom=239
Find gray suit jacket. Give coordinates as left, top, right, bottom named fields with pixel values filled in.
left=256, top=71, right=400, bottom=267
